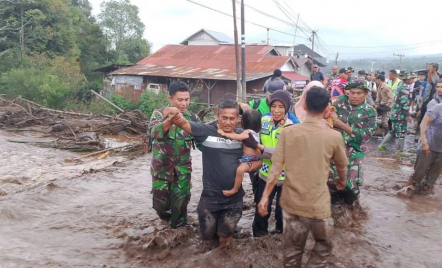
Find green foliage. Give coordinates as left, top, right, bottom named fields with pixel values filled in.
left=0, top=53, right=85, bottom=108
left=98, top=0, right=151, bottom=64
left=107, top=93, right=137, bottom=111
left=138, top=91, right=169, bottom=117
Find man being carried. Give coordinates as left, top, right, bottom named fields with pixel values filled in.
left=378, top=73, right=414, bottom=155
left=374, top=74, right=394, bottom=135
left=258, top=86, right=348, bottom=267
left=148, top=81, right=200, bottom=228
left=165, top=99, right=259, bottom=246
left=329, top=79, right=377, bottom=204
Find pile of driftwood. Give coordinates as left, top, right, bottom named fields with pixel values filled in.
left=0, top=97, right=150, bottom=155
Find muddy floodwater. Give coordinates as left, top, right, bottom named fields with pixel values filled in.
left=1, top=130, right=441, bottom=268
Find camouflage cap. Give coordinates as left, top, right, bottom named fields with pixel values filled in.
left=402, top=72, right=416, bottom=79
left=345, top=78, right=370, bottom=91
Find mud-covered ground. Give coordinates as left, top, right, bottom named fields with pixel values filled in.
left=1, top=131, right=441, bottom=268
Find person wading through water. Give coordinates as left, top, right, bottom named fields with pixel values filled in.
left=258, top=86, right=348, bottom=268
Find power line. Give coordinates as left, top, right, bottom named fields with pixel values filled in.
left=320, top=39, right=442, bottom=48
left=187, top=0, right=307, bottom=39
left=338, top=41, right=442, bottom=54
left=271, top=0, right=311, bottom=39
left=234, top=0, right=311, bottom=32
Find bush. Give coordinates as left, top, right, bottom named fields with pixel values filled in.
left=107, top=93, right=138, bottom=111
left=0, top=53, right=85, bottom=109
left=138, top=91, right=169, bottom=117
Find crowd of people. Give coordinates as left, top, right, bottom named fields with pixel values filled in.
left=148, top=61, right=442, bottom=267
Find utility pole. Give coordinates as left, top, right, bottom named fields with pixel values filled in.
left=393, top=53, right=405, bottom=70
left=232, top=0, right=242, bottom=101
left=266, top=28, right=269, bottom=45
left=310, top=30, right=316, bottom=72
left=369, top=61, right=376, bottom=72
left=293, top=14, right=300, bottom=45
left=335, top=52, right=339, bottom=66
left=241, top=0, right=246, bottom=100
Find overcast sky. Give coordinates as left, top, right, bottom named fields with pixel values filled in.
left=89, top=0, right=442, bottom=60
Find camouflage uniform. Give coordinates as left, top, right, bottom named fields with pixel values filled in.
left=149, top=108, right=200, bottom=228
left=389, top=83, right=411, bottom=139
left=329, top=95, right=377, bottom=204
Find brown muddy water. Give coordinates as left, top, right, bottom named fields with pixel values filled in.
left=1, top=130, right=441, bottom=268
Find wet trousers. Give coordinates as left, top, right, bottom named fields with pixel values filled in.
left=282, top=211, right=334, bottom=268
left=411, top=151, right=442, bottom=185
left=152, top=173, right=191, bottom=228
left=253, top=178, right=282, bottom=237
left=379, top=111, right=390, bottom=133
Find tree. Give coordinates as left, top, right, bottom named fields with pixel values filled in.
left=98, top=0, right=150, bottom=63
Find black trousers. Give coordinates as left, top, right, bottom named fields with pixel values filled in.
left=252, top=178, right=283, bottom=237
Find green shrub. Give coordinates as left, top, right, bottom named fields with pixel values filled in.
left=138, top=91, right=169, bottom=117
left=107, top=93, right=138, bottom=111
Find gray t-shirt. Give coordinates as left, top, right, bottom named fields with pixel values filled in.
left=426, top=103, right=442, bottom=153
left=423, top=75, right=439, bottom=102
left=190, top=122, right=245, bottom=209
left=427, top=95, right=442, bottom=111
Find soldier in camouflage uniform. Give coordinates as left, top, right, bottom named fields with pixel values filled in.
left=149, top=81, right=200, bottom=228
left=378, top=72, right=414, bottom=155
left=329, top=78, right=377, bottom=204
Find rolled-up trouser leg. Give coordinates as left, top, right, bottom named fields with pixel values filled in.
left=423, top=152, right=442, bottom=185
left=306, top=218, right=334, bottom=268
left=169, top=173, right=191, bottom=228
left=411, top=151, right=433, bottom=185
left=283, top=211, right=309, bottom=268
left=152, top=176, right=171, bottom=221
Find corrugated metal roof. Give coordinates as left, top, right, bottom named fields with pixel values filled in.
left=180, top=29, right=233, bottom=45
left=282, top=72, right=309, bottom=81
left=112, top=45, right=293, bottom=81
left=205, top=29, right=234, bottom=44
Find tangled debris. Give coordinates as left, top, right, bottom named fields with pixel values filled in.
left=0, top=97, right=150, bottom=155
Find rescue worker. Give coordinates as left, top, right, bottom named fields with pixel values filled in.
left=358, top=70, right=375, bottom=106
left=252, top=90, right=300, bottom=237
left=374, top=74, right=394, bottom=135
left=327, top=65, right=339, bottom=87
left=378, top=73, right=414, bottom=155
left=148, top=81, right=200, bottom=228
left=329, top=78, right=377, bottom=204
left=387, top=69, right=402, bottom=96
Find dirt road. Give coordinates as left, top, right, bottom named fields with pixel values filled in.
left=1, top=131, right=441, bottom=268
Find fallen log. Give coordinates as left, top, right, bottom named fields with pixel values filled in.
left=64, top=144, right=136, bottom=162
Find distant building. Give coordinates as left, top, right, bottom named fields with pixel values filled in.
left=108, top=45, right=309, bottom=103
left=180, top=29, right=234, bottom=46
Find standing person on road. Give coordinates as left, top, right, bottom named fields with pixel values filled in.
left=148, top=81, right=200, bottom=228
left=369, top=72, right=378, bottom=102
left=406, top=100, right=442, bottom=195
left=387, top=69, right=402, bottom=96
left=329, top=68, right=349, bottom=102
left=420, top=63, right=440, bottom=120
left=358, top=70, right=375, bottom=106
left=164, top=99, right=260, bottom=247
left=427, top=79, right=442, bottom=110
left=263, top=69, right=285, bottom=96
left=329, top=79, right=377, bottom=204
left=253, top=90, right=300, bottom=237
left=374, top=74, right=394, bottom=135
left=327, top=65, right=339, bottom=87
left=258, top=86, right=348, bottom=268
left=310, top=64, right=325, bottom=84
left=378, top=73, right=414, bottom=155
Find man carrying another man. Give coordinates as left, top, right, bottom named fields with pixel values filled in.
left=258, top=86, right=348, bottom=268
